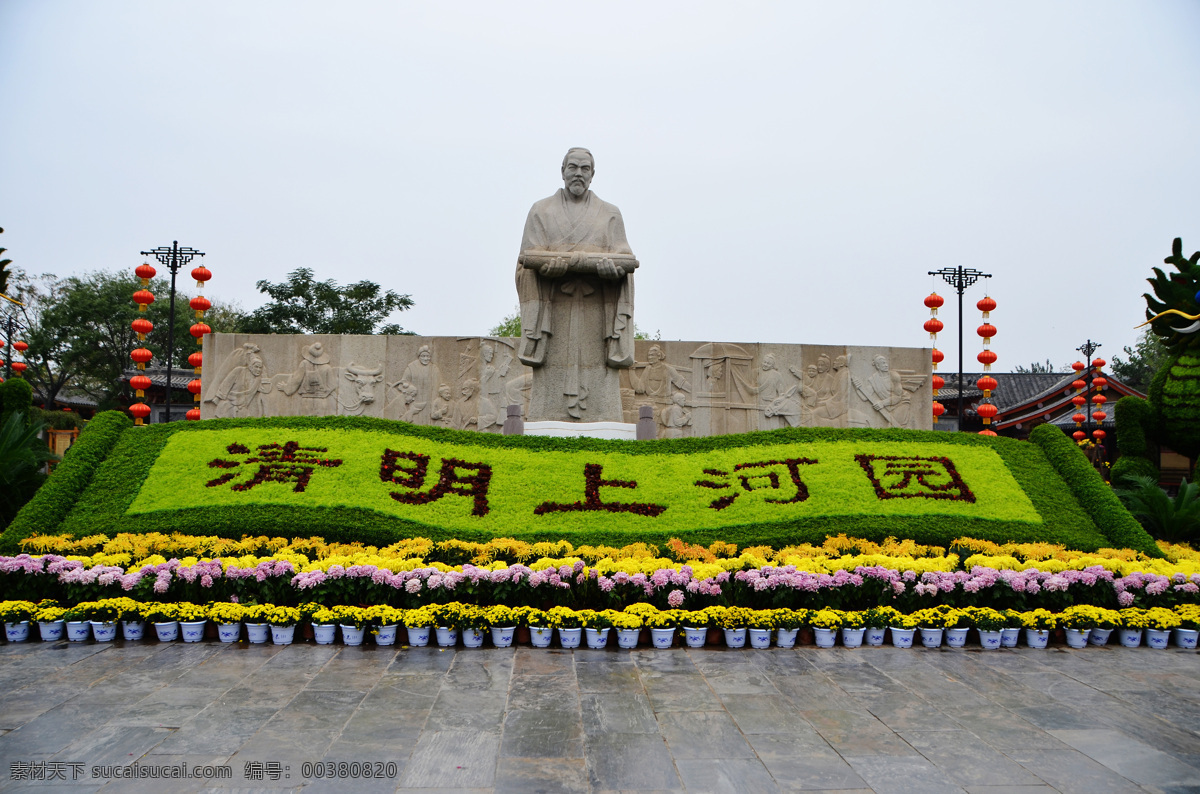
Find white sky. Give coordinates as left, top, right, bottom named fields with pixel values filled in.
left=2, top=1, right=1198, bottom=372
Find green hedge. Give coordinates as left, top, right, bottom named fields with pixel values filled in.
left=0, top=410, right=131, bottom=553
left=0, top=414, right=1140, bottom=552
left=1028, top=423, right=1162, bottom=557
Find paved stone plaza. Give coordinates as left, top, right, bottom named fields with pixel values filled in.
left=0, top=639, right=1197, bottom=793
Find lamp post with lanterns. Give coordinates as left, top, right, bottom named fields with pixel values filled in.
left=1069, top=340, right=1107, bottom=444
left=138, top=241, right=206, bottom=423
left=926, top=266, right=993, bottom=431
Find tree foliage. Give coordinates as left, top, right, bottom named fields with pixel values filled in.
left=0, top=380, right=56, bottom=528
left=488, top=308, right=659, bottom=340
left=0, top=227, right=13, bottom=298
left=243, top=268, right=414, bottom=335
left=1012, top=359, right=1068, bottom=374
left=1110, top=329, right=1169, bottom=393
left=1114, top=474, right=1200, bottom=544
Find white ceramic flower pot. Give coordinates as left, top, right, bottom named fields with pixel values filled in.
left=529, top=627, right=553, bottom=648
left=153, top=621, right=179, bottom=642
left=270, top=625, right=296, bottom=645
left=406, top=624, right=431, bottom=647
left=122, top=620, right=145, bottom=641
left=376, top=623, right=398, bottom=646
left=1118, top=628, right=1142, bottom=648
left=683, top=626, right=707, bottom=648
left=1000, top=627, right=1020, bottom=648
left=66, top=620, right=91, bottom=642
left=38, top=620, right=64, bottom=641
left=435, top=627, right=458, bottom=647
left=1087, top=628, right=1112, bottom=647
left=1145, top=628, right=1170, bottom=649
left=813, top=628, right=837, bottom=648
left=180, top=620, right=206, bottom=643
left=90, top=621, right=118, bottom=642
left=919, top=627, right=943, bottom=648
left=748, top=628, right=772, bottom=649
left=842, top=627, right=866, bottom=648
left=462, top=628, right=485, bottom=648
left=585, top=627, right=609, bottom=649
left=341, top=625, right=366, bottom=646
left=490, top=626, right=515, bottom=648
left=978, top=630, right=1002, bottom=650
left=244, top=622, right=269, bottom=644
left=4, top=621, right=31, bottom=643
left=217, top=622, right=242, bottom=643
left=616, top=628, right=639, bottom=649
left=775, top=628, right=799, bottom=648
left=723, top=628, right=746, bottom=649
left=889, top=627, right=915, bottom=648
left=1024, top=629, right=1049, bottom=649
left=311, top=623, right=335, bottom=644
left=558, top=627, right=582, bottom=649
left=944, top=628, right=968, bottom=648
left=1064, top=628, right=1089, bottom=649
left=864, top=626, right=886, bottom=647
left=651, top=628, right=675, bottom=648
left=1173, top=628, right=1199, bottom=649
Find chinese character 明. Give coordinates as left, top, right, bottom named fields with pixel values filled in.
left=855, top=454, right=975, bottom=502
left=381, top=450, right=493, bottom=516
left=693, top=458, right=817, bottom=510
left=207, top=441, right=343, bottom=493
left=535, top=464, right=666, bottom=517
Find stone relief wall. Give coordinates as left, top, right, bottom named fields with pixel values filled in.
left=199, top=334, right=932, bottom=435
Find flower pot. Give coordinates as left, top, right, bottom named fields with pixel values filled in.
left=748, top=628, right=772, bottom=649
left=152, top=621, right=179, bottom=642
left=944, top=628, right=968, bottom=648
left=38, top=620, right=64, bottom=641
left=66, top=620, right=91, bottom=642
left=683, top=626, right=708, bottom=648
left=558, top=627, right=582, bottom=649
left=529, top=627, right=553, bottom=648
left=435, top=626, right=458, bottom=647
left=244, top=622, right=269, bottom=644
left=707, top=627, right=724, bottom=646
left=1000, top=627, right=1020, bottom=648
left=1064, top=628, right=1089, bottom=649
left=775, top=628, right=799, bottom=648
left=842, top=627, right=866, bottom=649
left=1117, top=628, right=1142, bottom=648
left=312, top=623, right=337, bottom=645
left=516, top=626, right=530, bottom=645
left=1024, top=629, right=1049, bottom=649
left=1174, top=628, right=1199, bottom=649
left=217, top=622, right=242, bottom=643
left=406, top=624, right=431, bottom=647
left=978, top=630, right=1002, bottom=650
left=90, top=621, right=118, bottom=642
left=1145, top=628, right=1170, bottom=649
left=341, top=625, right=366, bottom=646
left=376, top=623, right=399, bottom=646
left=616, top=628, right=639, bottom=649
left=270, top=625, right=296, bottom=645
left=585, top=627, right=609, bottom=649
left=813, top=627, right=837, bottom=648
left=180, top=620, right=207, bottom=643
left=651, top=627, right=675, bottom=649
left=491, top=626, right=516, bottom=648
left=889, top=627, right=915, bottom=648
left=462, top=628, right=485, bottom=648
left=864, top=626, right=886, bottom=647
left=4, top=621, right=31, bottom=643
left=919, top=627, right=943, bottom=648
left=721, top=628, right=746, bottom=649
left=1087, top=628, right=1113, bottom=647
left=122, top=620, right=145, bottom=641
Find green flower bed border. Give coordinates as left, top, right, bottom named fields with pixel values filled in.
left=0, top=412, right=1159, bottom=556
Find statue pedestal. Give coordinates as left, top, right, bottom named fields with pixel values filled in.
left=524, top=420, right=637, bottom=441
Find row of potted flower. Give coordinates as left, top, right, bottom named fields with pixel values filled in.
left=3, top=599, right=1197, bottom=652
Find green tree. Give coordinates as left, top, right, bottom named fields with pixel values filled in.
left=243, top=268, right=414, bottom=335
left=488, top=308, right=659, bottom=340
left=1114, top=474, right=1200, bottom=544
left=0, top=379, right=55, bottom=527
left=1013, top=359, right=1067, bottom=374
left=0, top=227, right=13, bottom=297
left=1110, top=329, right=1169, bottom=392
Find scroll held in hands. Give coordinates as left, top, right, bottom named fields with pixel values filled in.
left=518, top=251, right=639, bottom=275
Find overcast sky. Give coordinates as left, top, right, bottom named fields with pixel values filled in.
left=2, top=1, right=1198, bottom=373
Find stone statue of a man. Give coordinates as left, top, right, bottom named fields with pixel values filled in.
left=516, top=147, right=636, bottom=422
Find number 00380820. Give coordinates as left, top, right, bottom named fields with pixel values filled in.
left=301, top=761, right=398, bottom=779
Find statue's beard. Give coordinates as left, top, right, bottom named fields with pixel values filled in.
left=567, top=180, right=588, bottom=196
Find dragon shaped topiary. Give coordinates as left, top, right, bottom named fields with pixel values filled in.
left=1112, top=238, right=1200, bottom=483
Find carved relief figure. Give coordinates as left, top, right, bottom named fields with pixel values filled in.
left=516, top=147, right=636, bottom=422
left=451, top=378, right=482, bottom=431
left=430, top=383, right=454, bottom=427
left=207, top=343, right=271, bottom=418
left=505, top=373, right=532, bottom=420
left=661, top=391, right=693, bottom=439
left=850, top=355, right=926, bottom=428
left=279, top=342, right=336, bottom=398
left=747, top=354, right=796, bottom=429
left=392, top=345, right=441, bottom=424
left=340, top=363, right=384, bottom=416
left=632, top=344, right=689, bottom=429
left=478, top=340, right=513, bottom=431
left=396, top=380, right=420, bottom=423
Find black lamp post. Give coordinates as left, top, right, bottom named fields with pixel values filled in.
left=139, top=241, right=205, bottom=423
left=1077, top=339, right=1101, bottom=439
left=928, top=266, right=991, bottom=430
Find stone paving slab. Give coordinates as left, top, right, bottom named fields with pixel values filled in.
left=0, top=640, right=1197, bottom=792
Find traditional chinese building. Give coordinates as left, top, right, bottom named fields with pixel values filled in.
left=120, top=366, right=194, bottom=423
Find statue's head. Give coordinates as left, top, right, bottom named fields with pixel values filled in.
left=561, top=148, right=595, bottom=197
left=418, top=345, right=432, bottom=365
left=874, top=355, right=889, bottom=372
left=806, top=364, right=818, bottom=379
left=481, top=342, right=494, bottom=362
left=834, top=355, right=846, bottom=370
left=438, top=383, right=451, bottom=400
left=817, top=355, right=830, bottom=373
left=647, top=344, right=664, bottom=362
left=672, top=391, right=686, bottom=406
left=249, top=356, right=264, bottom=376
left=461, top=378, right=479, bottom=398
left=762, top=354, right=776, bottom=371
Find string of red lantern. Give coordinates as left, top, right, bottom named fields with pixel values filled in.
left=975, top=295, right=997, bottom=434
left=1091, top=357, right=1108, bottom=441
left=186, top=264, right=213, bottom=420
left=1070, top=360, right=1087, bottom=441
left=924, top=292, right=944, bottom=422
left=129, top=262, right=155, bottom=425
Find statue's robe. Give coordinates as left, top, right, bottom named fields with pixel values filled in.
left=516, top=188, right=635, bottom=422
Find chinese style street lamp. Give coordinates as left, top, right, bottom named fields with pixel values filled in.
left=139, top=241, right=206, bottom=423
left=927, top=266, right=992, bottom=430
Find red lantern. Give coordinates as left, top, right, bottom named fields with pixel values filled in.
left=1092, top=394, right=1107, bottom=406
left=977, top=323, right=996, bottom=340
left=923, top=318, right=944, bottom=337
left=13, top=340, right=28, bottom=353
left=1092, top=410, right=1108, bottom=423
left=129, top=403, right=151, bottom=420
left=1073, top=430, right=1087, bottom=441
left=131, top=347, right=153, bottom=369
left=1072, top=413, right=1087, bottom=426
left=135, top=263, right=156, bottom=283
left=132, top=289, right=155, bottom=309
left=1092, top=376, right=1108, bottom=389
left=1071, top=379, right=1086, bottom=392
left=1092, top=358, right=1106, bottom=370
left=976, top=296, right=996, bottom=317
left=0, top=339, right=5, bottom=348
left=188, top=351, right=203, bottom=369
left=1093, top=429, right=1107, bottom=440
left=1072, top=361, right=1085, bottom=372
left=976, top=375, right=997, bottom=397
left=1071, top=395, right=1087, bottom=408
left=192, top=265, right=212, bottom=286
left=977, top=349, right=997, bottom=368
left=187, top=378, right=203, bottom=395
left=189, top=295, right=212, bottom=314
left=130, top=374, right=152, bottom=393
left=977, top=403, right=998, bottom=424
left=190, top=322, right=211, bottom=340
left=978, top=429, right=997, bottom=437
left=131, top=318, right=153, bottom=337
left=186, top=408, right=202, bottom=421
left=931, top=374, right=944, bottom=395
left=932, top=401, right=945, bottom=423
left=932, top=348, right=944, bottom=369
left=924, top=293, right=944, bottom=312
left=11, top=361, right=27, bottom=375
